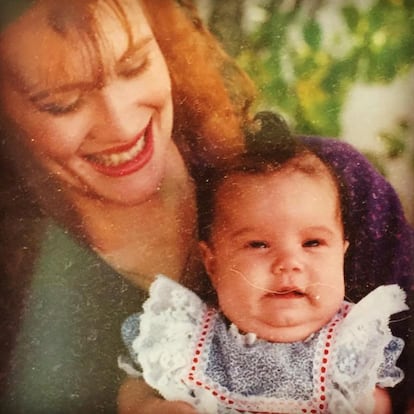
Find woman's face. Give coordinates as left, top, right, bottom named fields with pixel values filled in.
left=0, top=0, right=173, bottom=205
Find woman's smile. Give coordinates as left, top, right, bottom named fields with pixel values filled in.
left=84, top=121, right=154, bottom=177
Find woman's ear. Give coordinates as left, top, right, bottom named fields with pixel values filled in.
left=199, top=241, right=217, bottom=286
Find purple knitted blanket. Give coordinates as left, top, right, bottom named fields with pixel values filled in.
left=304, top=137, right=413, bottom=298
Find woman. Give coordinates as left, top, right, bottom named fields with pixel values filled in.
left=0, top=1, right=412, bottom=413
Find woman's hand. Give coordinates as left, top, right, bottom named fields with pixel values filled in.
left=127, top=398, right=198, bottom=414
left=118, top=377, right=198, bottom=414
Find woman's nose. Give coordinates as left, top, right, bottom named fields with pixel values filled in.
left=90, top=84, right=138, bottom=142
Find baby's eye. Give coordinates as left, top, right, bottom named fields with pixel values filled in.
left=303, top=239, right=321, bottom=248
left=246, top=240, right=269, bottom=249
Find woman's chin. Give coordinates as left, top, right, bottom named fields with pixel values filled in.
left=62, top=168, right=164, bottom=207
left=60, top=154, right=166, bottom=206
left=85, top=179, right=163, bottom=206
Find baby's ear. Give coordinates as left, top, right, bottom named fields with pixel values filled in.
left=199, top=241, right=217, bottom=284
left=344, top=239, right=350, bottom=254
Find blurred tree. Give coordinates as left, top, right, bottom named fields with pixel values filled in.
left=208, top=0, right=245, bottom=56
left=203, top=0, right=414, bottom=133
left=237, top=0, right=414, bottom=136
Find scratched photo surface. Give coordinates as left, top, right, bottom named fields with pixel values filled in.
left=0, top=1, right=413, bottom=413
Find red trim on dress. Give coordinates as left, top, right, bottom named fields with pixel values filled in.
left=185, top=304, right=351, bottom=414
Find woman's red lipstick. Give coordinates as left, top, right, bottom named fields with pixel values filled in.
left=85, top=122, right=154, bottom=177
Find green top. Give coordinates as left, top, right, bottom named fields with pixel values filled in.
left=0, top=0, right=35, bottom=31
left=2, top=220, right=146, bottom=413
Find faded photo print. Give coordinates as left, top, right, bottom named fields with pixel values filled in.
left=0, top=1, right=413, bottom=413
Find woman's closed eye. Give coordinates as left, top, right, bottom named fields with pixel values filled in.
left=30, top=89, right=84, bottom=116
left=117, top=37, right=155, bottom=80
left=119, top=57, right=150, bottom=79
left=35, top=99, right=83, bottom=115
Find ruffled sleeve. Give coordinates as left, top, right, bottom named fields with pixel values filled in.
left=330, top=284, right=408, bottom=414
left=127, top=275, right=208, bottom=404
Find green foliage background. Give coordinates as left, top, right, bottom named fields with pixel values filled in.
left=237, top=0, right=414, bottom=142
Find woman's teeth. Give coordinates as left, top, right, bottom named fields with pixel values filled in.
left=87, top=136, right=146, bottom=167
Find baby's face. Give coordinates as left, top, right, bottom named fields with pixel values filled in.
left=200, top=167, right=349, bottom=342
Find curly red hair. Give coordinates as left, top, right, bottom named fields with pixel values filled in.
left=142, top=0, right=256, bottom=167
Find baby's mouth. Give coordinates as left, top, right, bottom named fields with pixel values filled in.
left=266, top=288, right=306, bottom=299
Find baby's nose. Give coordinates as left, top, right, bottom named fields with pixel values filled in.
left=270, top=249, right=302, bottom=275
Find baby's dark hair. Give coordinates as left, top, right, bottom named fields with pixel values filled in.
left=197, top=111, right=350, bottom=243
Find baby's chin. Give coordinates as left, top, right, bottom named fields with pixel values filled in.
left=243, top=318, right=329, bottom=343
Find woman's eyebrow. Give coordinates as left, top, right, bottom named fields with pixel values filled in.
left=29, top=82, right=95, bottom=103
left=2, top=58, right=96, bottom=100
left=117, top=35, right=153, bottom=65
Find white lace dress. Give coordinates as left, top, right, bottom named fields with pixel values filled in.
left=121, top=275, right=407, bottom=414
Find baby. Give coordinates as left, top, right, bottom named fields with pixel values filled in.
left=121, top=113, right=408, bottom=414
